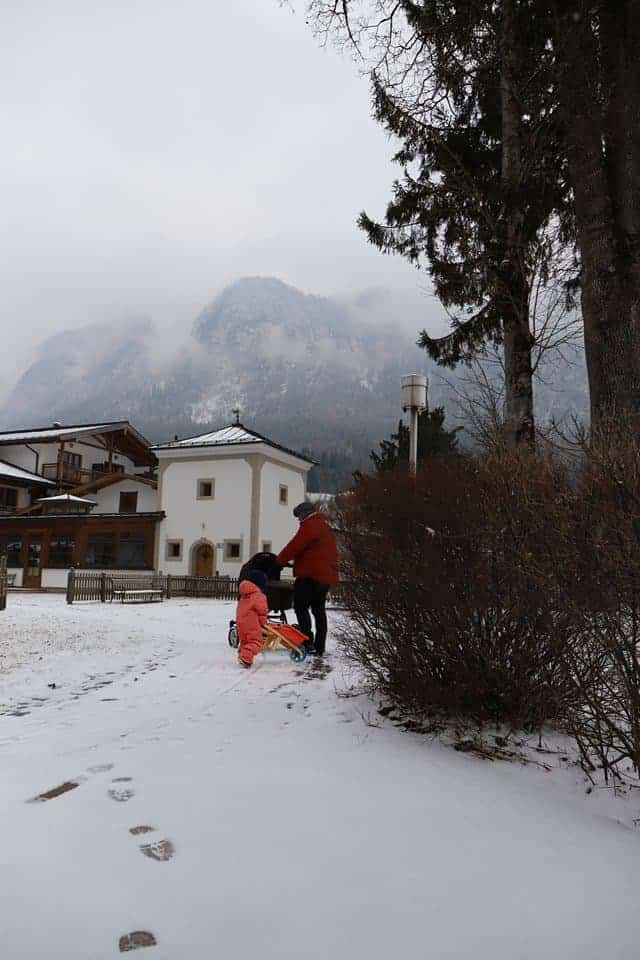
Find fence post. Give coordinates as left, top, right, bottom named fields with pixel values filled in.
left=67, top=568, right=75, bottom=605
left=100, top=571, right=107, bottom=603
left=0, top=556, right=6, bottom=612
left=166, top=574, right=171, bottom=599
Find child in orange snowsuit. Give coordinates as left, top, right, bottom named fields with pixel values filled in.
left=236, top=570, right=268, bottom=668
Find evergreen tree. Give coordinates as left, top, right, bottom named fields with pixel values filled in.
left=306, top=1, right=566, bottom=446
left=357, top=1, right=565, bottom=448
left=369, top=407, right=460, bottom=474
left=307, top=0, right=640, bottom=432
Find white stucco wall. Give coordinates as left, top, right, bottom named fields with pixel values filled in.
left=6, top=567, right=23, bottom=587
left=2, top=442, right=65, bottom=473
left=258, top=460, right=305, bottom=557
left=6, top=568, right=103, bottom=591
left=157, top=457, right=253, bottom=576
left=41, top=569, right=70, bottom=590
left=93, top=480, right=159, bottom=514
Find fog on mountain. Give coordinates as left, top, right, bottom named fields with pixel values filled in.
left=0, top=277, right=588, bottom=491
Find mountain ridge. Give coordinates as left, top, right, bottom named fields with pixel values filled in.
left=0, top=277, right=589, bottom=490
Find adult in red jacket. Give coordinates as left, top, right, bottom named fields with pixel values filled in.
left=276, top=502, right=339, bottom=656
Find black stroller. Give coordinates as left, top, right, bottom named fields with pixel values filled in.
left=227, top=552, right=296, bottom=650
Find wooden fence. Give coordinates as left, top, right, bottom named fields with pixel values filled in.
left=164, top=576, right=239, bottom=600
left=66, top=569, right=351, bottom=607
left=66, top=570, right=240, bottom=604
left=0, top=556, right=7, bottom=612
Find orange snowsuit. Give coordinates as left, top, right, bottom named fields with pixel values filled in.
left=236, top=580, right=268, bottom=666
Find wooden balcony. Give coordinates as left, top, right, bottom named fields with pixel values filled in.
left=42, top=463, right=93, bottom=486
left=41, top=461, right=140, bottom=487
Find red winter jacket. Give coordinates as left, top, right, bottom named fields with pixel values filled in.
left=276, top=512, right=339, bottom=585
left=236, top=580, right=268, bottom=666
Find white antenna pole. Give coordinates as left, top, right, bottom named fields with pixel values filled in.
left=409, top=406, right=419, bottom=474
left=401, top=375, right=428, bottom=475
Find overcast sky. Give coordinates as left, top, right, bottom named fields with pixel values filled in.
left=0, top=1, right=442, bottom=387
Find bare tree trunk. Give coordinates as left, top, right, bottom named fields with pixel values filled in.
left=500, top=0, right=535, bottom=448
left=601, top=0, right=640, bottom=425
left=557, top=0, right=640, bottom=431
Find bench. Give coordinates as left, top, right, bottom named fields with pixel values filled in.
left=112, top=588, right=163, bottom=604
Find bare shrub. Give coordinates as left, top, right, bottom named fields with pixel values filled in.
left=336, top=453, right=575, bottom=728
left=338, top=431, right=640, bottom=778
left=535, top=424, right=640, bottom=777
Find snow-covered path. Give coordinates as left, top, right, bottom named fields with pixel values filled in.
left=2, top=595, right=640, bottom=959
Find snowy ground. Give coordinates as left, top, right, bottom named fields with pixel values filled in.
left=2, top=594, right=640, bottom=959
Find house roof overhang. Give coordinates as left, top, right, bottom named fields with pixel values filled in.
left=153, top=423, right=315, bottom=471
left=0, top=460, right=56, bottom=489
left=0, top=422, right=157, bottom=468
left=0, top=511, right=165, bottom=526
left=35, top=494, right=97, bottom=505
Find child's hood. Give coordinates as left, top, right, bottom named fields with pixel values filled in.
left=239, top=579, right=264, bottom=599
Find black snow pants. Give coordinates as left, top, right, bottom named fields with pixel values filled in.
left=293, top=577, right=330, bottom=654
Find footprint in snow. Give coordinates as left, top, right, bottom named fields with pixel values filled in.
left=119, top=930, right=157, bottom=952
left=140, top=835, right=175, bottom=863
left=28, top=762, right=115, bottom=803
left=129, top=815, right=175, bottom=861
left=28, top=780, right=81, bottom=803
left=108, top=777, right=135, bottom=802
left=87, top=762, right=114, bottom=774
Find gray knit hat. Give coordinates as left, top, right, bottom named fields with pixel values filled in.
left=293, top=501, right=316, bottom=520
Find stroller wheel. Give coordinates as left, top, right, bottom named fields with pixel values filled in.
left=228, top=623, right=239, bottom=648
left=290, top=645, right=307, bottom=664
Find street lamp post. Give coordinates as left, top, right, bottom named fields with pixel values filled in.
left=401, top=375, right=428, bottom=474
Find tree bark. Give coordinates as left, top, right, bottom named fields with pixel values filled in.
left=556, top=0, right=640, bottom=431
left=601, top=0, right=640, bottom=425
left=500, top=0, right=535, bottom=448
